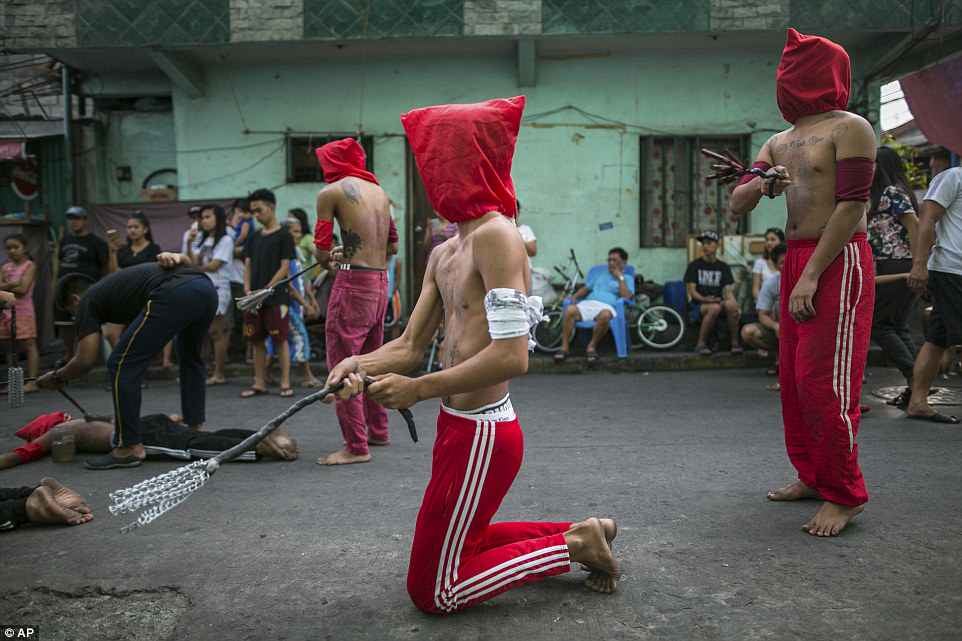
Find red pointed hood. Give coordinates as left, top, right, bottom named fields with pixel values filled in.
left=400, top=96, right=524, bottom=223
left=776, top=28, right=851, bottom=124
left=314, top=137, right=378, bottom=185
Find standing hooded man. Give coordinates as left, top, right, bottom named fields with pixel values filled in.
left=314, top=138, right=398, bottom=465
left=730, top=28, right=877, bottom=537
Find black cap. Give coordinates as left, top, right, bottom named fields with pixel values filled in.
left=187, top=205, right=202, bottom=217
left=65, top=206, right=87, bottom=219
left=697, top=230, right=720, bottom=243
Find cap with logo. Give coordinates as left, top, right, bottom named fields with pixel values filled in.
left=65, top=205, right=87, bottom=219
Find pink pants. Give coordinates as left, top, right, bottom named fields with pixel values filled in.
left=325, top=270, right=389, bottom=455
left=407, top=400, right=572, bottom=614
left=779, top=233, right=874, bottom=506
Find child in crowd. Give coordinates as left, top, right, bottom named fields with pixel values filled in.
left=0, top=234, right=39, bottom=393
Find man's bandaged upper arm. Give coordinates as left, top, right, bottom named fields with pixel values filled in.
left=484, top=288, right=546, bottom=350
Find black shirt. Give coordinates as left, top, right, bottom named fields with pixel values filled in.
left=59, top=233, right=108, bottom=281
left=73, top=263, right=205, bottom=338
left=248, top=227, right=295, bottom=307
left=117, top=242, right=161, bottom=269
left=684, top=257, right=734, bottom=299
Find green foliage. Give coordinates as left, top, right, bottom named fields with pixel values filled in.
left=881, top=134, right=928, bottom=190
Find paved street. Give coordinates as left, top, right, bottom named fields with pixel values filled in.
left=1, top=368, right=960, bottom=641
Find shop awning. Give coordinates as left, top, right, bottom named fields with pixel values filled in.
left=901, top=57, right=962, bottom=157
left=0, top=120, right=63, bottom=141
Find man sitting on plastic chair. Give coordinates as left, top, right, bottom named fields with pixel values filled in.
left=556, top=247, right=635, bottom=364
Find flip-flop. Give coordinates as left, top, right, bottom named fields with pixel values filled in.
left=302, top=379, right=323, bottom=389
left=907, top=412, right=960, bottom=424
left=84, top=453, right=144, bottom=470
left=731, top=346, right=744, bottom=354
left=586, top=351, right=599, bottom=364
left=553, top=351, right=568, bottom=363
left=240, top=387, right=269, bottom=399
left=206, top=378, right=227, bottom=386
left=279, top=387, right=294, bottom=398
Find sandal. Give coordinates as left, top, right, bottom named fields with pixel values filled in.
left=84, top=453, right=144, bottom=470
left=206, top=377, right=227, bottom=386
left=586, top=350, right=599, bottom=364
left=906, top=412, right=960, bottom=424
left=302, top=379, right=323, bottom=389
left=279, top=387, right=294, bottom=398
left=240, top=387, right=269, bottom=398
left=553, top=351, right=568, bottom=364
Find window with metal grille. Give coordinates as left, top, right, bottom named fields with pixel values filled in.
left=286, top=135, right=374, bottom=183
left=639, top=135, right=750, bottom=247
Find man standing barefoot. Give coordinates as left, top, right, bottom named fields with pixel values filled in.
left=325, top=97, right=618, bottom=613
left=731, top=29, right=877, bottom=537
left=314, top=138, right=397, bottom=465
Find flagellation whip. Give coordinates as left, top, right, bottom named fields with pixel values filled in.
left=108, top=378, right=418, bottom=533
left=700, top=147, right=788, bottom=198
left=235, top=262, right=320, bottom=312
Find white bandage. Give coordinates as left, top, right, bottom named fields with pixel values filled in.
left=484, top=288, right=546, bottom=351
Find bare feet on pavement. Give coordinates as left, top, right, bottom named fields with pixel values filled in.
left=316, top=448, right=371, bottom=465
left=584, top=518, right=618, bottom=593
left=767, top=480, right=821, bottom=501
left=565, top=517, right=619, bottom=594
left=25, top=480, right=93, bottom=526
left=802, top=502, right=863, bottom=537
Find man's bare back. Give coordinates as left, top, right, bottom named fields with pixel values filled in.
left=430, top=214, right=532, bottom=410
left=762, top=111, right=871, bottom=239
left=317, top=177, right=391, bottom=269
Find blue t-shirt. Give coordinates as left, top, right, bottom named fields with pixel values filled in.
left=586, top=269, right=634, bottom=306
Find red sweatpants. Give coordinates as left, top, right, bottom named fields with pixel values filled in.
left=407, top=399, right=572, bottom=614
left=779, top=233, right=874, bottom=507
left=325, top=270, right=389, bottom=455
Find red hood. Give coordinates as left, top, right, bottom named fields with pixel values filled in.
left=400, top=96, right=524, bottom=223
left=314, top=138, right=379, bottom=185
left=776, top=28, right=851, bottom=124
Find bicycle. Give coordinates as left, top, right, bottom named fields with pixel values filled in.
left=627, top=290, right=685, bottom=350
left=533, top=249, right=584, bottom=353
left=534, top=249, right=684, bottom=352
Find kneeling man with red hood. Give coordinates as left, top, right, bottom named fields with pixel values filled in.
left=324, top=96, right=619, bottom=613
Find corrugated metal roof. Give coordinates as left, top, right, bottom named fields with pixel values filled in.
left=0, top=120, right=63, bottom=139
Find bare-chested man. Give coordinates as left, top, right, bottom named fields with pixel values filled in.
left=324, top=97, right=618, bottom=614
left=314, top=138, right=398, bottom=465
left=731, top=29, right=877, bottom=537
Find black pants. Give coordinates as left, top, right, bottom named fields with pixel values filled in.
left=107, top=277, right=217, bottom=447
left=872, top=258, right=918, bottom=383
left=140, top=414, right=258, bottom=460
left=229, top=281, right=246, bottom=360
left=0, top=486, right=35, bottom=531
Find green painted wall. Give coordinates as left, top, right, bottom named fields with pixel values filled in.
left=170, top=48, right=796, bottom=300
left=102, top=111, right=177, bottom=204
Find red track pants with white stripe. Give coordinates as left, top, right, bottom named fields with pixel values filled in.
left=407, top=399, right=572, bottom=614
left=779, top=233, right=874, bottom=507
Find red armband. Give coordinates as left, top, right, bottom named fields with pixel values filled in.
left=835, top=157, right=875, bottom=202
left=737, top=161, right=772, bottom=187
left=314, top=219, right=334, bottom=251
left=387, top=217, right=398, bottom=244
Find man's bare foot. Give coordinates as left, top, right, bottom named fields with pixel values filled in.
left=25, top=485, right=92, bottom=526
left=564, top=518, right=619, bottom=594
left=41, top=478, right=92, bottom=515
left=23, top=381, right=38, bottom=394
left=584, top=518, right=618, bottom=592
left=802, top=501, right=863, bottom=537
left=767, top=480, right=821, bottom=501
left=316, top=448, right=371, bottom=465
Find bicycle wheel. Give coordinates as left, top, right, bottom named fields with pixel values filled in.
left=534, top=307, right=565, bottom=353
left=636, top=305, right=684, bottom=349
